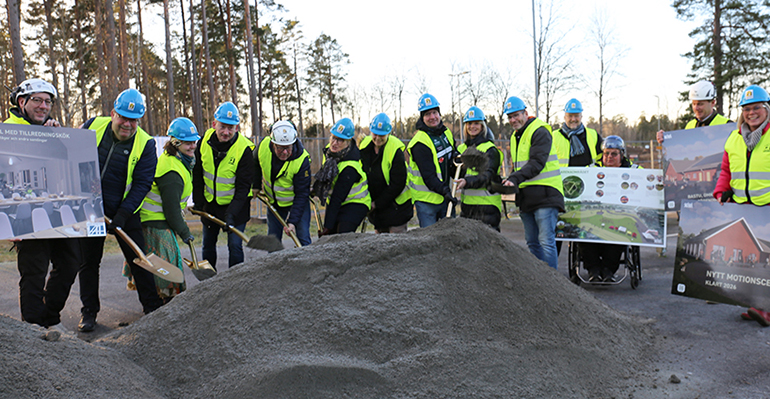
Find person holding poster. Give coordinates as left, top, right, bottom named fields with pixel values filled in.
left=193, top=102, right=254, bottom=270
left=132, top=117, right=199, bottom=302
left=501, top=96, right=564, bottom=269
left=454, top=106, right=504, bottom=231
left=714, top=84, right=770, bottom=326
left=580, top=136, right=640, bottom=282
left=5, top=78, right=81, bottom=329
left=77, top=88, right=163, bottom=332
left=656, top=80, right=731, bottom=145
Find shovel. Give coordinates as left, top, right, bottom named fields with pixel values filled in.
left=182, top=240, right=216, bottom=281
left=254, top=192, right=302, bottom=248
left=309, top=198, right=323, bottom=238
left=446, top=146, right=492, bottom=217
left=104, top=216, right=185, bottom=284
left=189, top=208, right=284, bottom=253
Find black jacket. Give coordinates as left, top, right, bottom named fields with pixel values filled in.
left=410, top=118, right=456, bottom=197
left=360, top=137, right=412, bottom=229
left=507, top=118, right=564, bottom=213
left=253, top=138, right=311, bottom=226
left=324, top=144, right=365, bottom=230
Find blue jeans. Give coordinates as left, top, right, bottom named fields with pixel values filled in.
left=267, top=203, right=311, bottom=246
left=415, top=199, right=453, bottom=228
left=520, top=207, right=559, bottom=269
left=202, top=222, right=246, bottom=269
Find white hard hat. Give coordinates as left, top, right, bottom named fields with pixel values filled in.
left=271, top=121, right=297, bottom=145
left=689, top=80, right=716, bottom=101
left=17, top=78, right=57, bottom=101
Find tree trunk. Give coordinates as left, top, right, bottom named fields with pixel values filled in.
left=226, top=0, right=237, bottom=103
left=105, top=0, right=119, bottom=102
left=201, top=0, right=216, bottom=117
left=94, top=0, right=110, bottom=114
left=6, top=0, right=25, bottom=83
left=136, top=0, right=155, bottom=135
left=243, top=0, right=259, bottom=138
left=43, top=0, right=62, bottom=122
left=293, top=43, right=304, bottom=136
left=118, top=0, right=128, bottom=90
left=188, top=0, right=203, bottom=129
left=713, top=0, right=723, bottom=115
left=76, top=0, right=88, bottom=122
left=255, top=0, right=263, bottom=137
left=164, top=0, right=175, bottom=123
left=57, top=2, right=72, bottom=126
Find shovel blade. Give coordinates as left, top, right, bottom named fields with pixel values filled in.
left=134, top=254, right=185, bottom=283
left=183, top=258, right=217, bottom=281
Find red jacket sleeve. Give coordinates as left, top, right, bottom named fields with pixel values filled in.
left=713, top=150, right=732, bottom=199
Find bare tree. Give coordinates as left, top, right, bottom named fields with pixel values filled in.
left=43, top=0, right=62, bottom=122
left=163, top=0, right=175, bottom=122
left=584, top=9, right=625, bottom=135
left=201, top=0, right=216, bottom=116
left=488, top=65, right=518, bottom=139
left=388, top=69, right=407, bottom=137
left=136, top=0, right=156, bottom=134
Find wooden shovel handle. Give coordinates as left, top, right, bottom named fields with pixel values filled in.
left=255, top=193, right=302, bottom=248
left=189, top=208, right=249, bottom=242
left=104, top=216, right=149, bottom=264
left=446, top=159, right=463, bottom=218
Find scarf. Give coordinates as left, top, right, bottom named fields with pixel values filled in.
left=312, top=145, right=351, bottom=206
left=739, top=103, right=770, bottom=152
left=177, top=151, right=195, bottom=171
left=561, top=123, right=586, bottom=157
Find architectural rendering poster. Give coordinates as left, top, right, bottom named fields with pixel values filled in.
left=661, top=123, right=735, bottom=211
left=0, top=123, right=106, bottom=239
left=556, top=167, right=666, bottom=248
left=672, top=200, right=770, bottom=310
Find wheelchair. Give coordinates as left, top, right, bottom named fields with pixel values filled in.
left=566, top=241, right=642, bottom=289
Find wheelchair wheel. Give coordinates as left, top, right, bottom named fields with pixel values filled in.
left=627, top=246, right=641, bottom=289
left=568, top=242, right=581, bottom=285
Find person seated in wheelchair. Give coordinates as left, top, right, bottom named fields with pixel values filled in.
left=581, top=135, right=641, bottom=282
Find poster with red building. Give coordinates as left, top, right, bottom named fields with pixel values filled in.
left=661, top=123, right=735, bottom=211
left=672, top=200, right=770, bottom=309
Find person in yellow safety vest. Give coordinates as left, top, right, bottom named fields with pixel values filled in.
left=5, top=78, right=81, bottom=331
left=311, top=117, right=371, bottom=235
left=555, top=99, right=603, bottom=167
left=407, top=93, right=458, bottom=228
left=253, top=120, right=312, bottom=246
left=454, top=106, right=504, bottom=231
left=360, top=113, right=413, bottom=233
left=656, top=80, right=732, bottom=145
left=714, top=84, right=770, bottom=327
left=501, top=96, right=564, bottom=270
left=78, top=88, right=162, bottom=332
left=133, top=117, right=200, bottom=302
left=581, top=136, right=640, bottom=283
left=192, top=102, right=255, bottom=270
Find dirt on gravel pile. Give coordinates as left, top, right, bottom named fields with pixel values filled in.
left=1, top=217, right=657, bottom=398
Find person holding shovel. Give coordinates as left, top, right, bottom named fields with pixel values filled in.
left=78, top=88, right=163, bottom=332
left=253, top=120, right=312, bottom=245
left=312, top=118, right=371, bottom=235
left=407, top=94, right=457, bottom=227
left=127, top=117, right=200, bottom=302
left=193, top=102, right=255, bottom=269
left=501, top=96, right=564, bottom=270
left=359, top=113, right=412, bottom=233
left=454, top=106, right=504, bottom=231
left=714, top=84, right=770, bottom=327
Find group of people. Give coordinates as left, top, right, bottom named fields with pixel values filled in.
left=8, top=74, right=770, bottom=332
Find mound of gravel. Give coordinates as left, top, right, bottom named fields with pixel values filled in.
left=0, top=315, right=163, bottom=398
left=94, top=217, right=655, bottom=398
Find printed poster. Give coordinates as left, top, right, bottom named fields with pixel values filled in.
left=556, top=167, right=666, bottom=248
left=0, top=123, right=106, bottom=239
left=672, top=200, right=770, bottom=310
left=661, top=123, right=735, bottom=211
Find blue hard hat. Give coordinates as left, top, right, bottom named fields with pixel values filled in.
left=564, top=98, right=583, bottom=113
left=331, top=117, right=355, bottom=140
left=114, top=88, right=146, bottom=119
left=739, top=85, right=770, bottom=106
left=463, top=106, right=485, bottom=123
left=503, top=96, right=526, bottom=115
left=417, top=93, right=440, bottom=112
left=602, top=135, right=626, bottom=154
left=369, top=113, right=392, bottom=136
left=214, top=102, right=240, bottom=124
left=167, top=117, right=200, bottom=141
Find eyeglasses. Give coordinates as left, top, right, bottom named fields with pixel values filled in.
left=274, top=145, right=291, bottom=153
left=604, top=151, right=622, bottom=157
left=743, top=104, right=765, bottom=113
left=27, top=97, right=53, bottom=106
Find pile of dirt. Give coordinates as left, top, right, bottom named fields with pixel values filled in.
left=0, top=217, right=657, bottom=398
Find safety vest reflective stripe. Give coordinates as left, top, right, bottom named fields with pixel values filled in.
left=334, top=160, right=371, bottom=208
left=457, top=141, right=502, bottom=211
left=91, top=116, right=152, bottom=213
left=513, top=154, right=559, bottom=169
left=407, top=129, right=454, bottom=204
left=511, top=118, right=563, bottom=194
left=685, top=114, right=730, bottom=129
left=725, top=128, right=770, bottom=205
left=141, top=152, right=192, bottom=222
left=201, top=128, right=255, bottom=205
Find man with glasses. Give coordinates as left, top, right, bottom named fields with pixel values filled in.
left=501, top=96, right=564, bottom=270
left=193, top=102, right=254, bottom=269
left=5, top=78, right=81, bottom=331
left=253, top=120, right=311, bottom=245
left=77, top=88, right=162, bottom=332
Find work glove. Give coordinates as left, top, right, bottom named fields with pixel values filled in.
left=110, top=208, right=132, bottom=231
left=225, top=213, right=236, bottom=227
left=183, top=235, right=194, bottom=244
left=191, top=202, right=204, bottom=212
left=319, top=227, right=332, bottom=237
left=444, top=193, right=459, bottom=207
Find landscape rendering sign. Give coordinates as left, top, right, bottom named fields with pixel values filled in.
left=0, top=123, right=106, bottom=239
left=661, top=123, right=735, bottom=211
left=556, top=167, right=666, bottom=248
left=672, top=200, right=770, bottom=310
